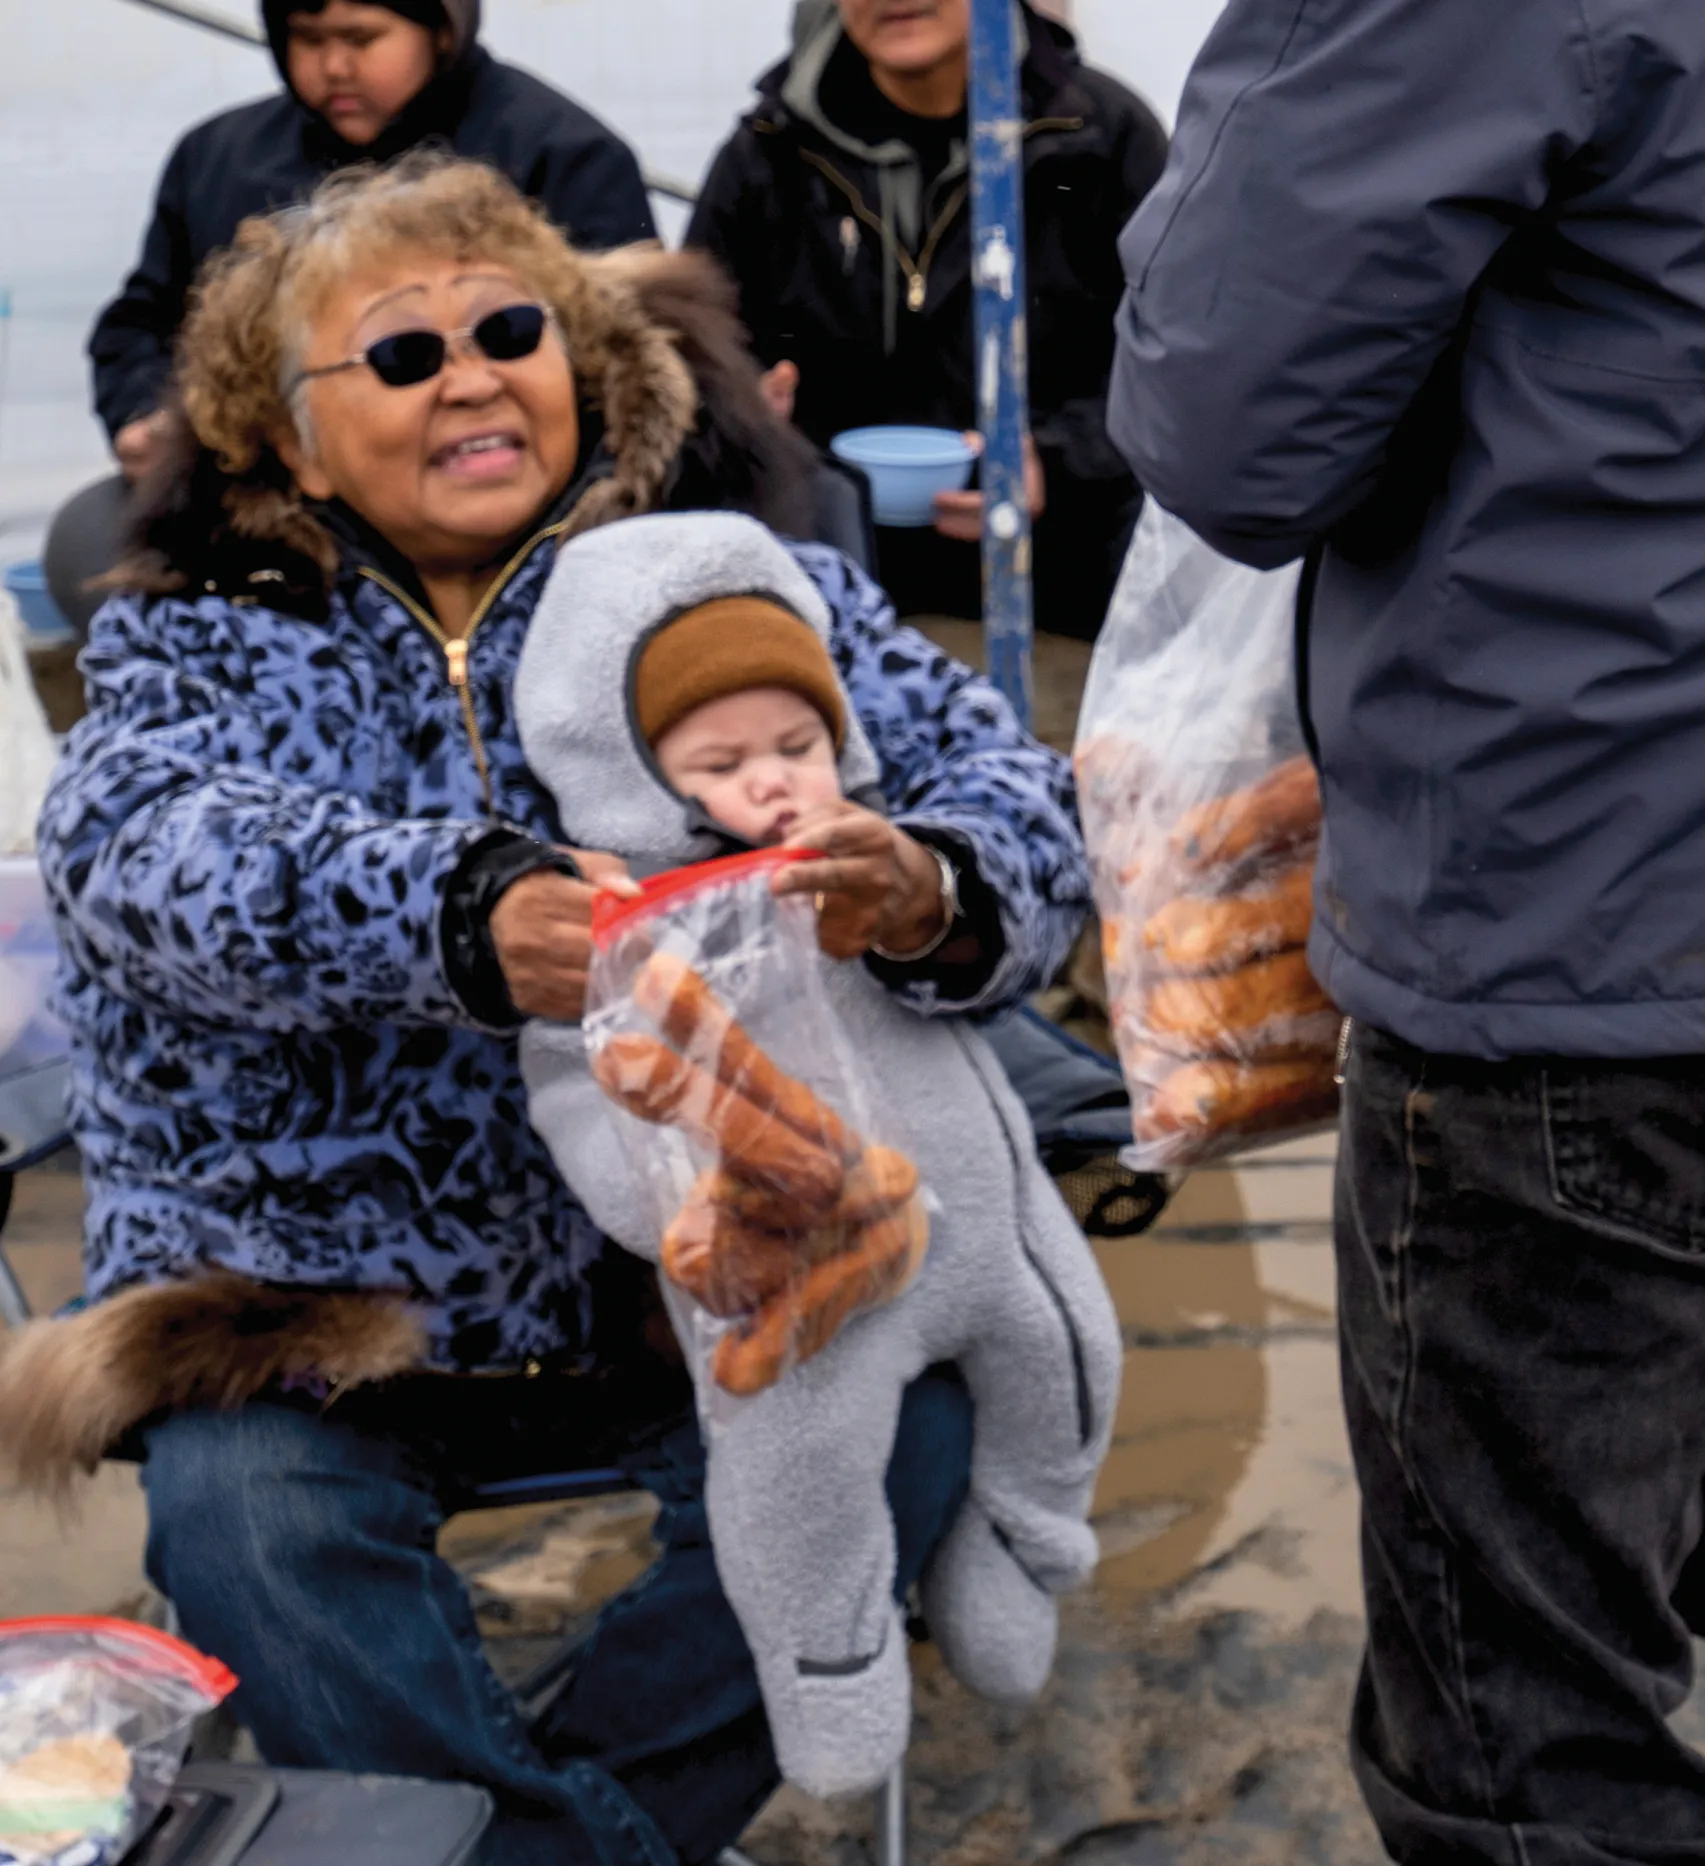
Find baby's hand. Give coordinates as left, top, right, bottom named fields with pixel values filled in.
left=773, top=802, right=949, bottom=961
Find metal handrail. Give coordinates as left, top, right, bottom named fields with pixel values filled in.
left=114, top=0, right=699, bottom=208
left=123, top=0, right=260, bottom=45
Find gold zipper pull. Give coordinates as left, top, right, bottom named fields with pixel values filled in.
left=444, top=638, right=469, bottom=687
left=907, top=272, right=926, bottom=313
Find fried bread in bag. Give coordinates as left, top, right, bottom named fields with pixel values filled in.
left=584, top=850, right=930, bottom=1403
left=1076, top=504, right=1341, bottom=1170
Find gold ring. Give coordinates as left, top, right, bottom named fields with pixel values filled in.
left=814, top=892, right=827, bottom=914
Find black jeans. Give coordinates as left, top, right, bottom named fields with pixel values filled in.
left=1338, top=1025, right=1705, bottom=1864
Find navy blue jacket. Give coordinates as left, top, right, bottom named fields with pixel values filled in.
left=89, top=43, right=654, bottom=439
left=1111, top=0, right=1705, bottom=1060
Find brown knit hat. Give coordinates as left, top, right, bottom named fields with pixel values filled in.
left=633, top=597, right=848, bottom=751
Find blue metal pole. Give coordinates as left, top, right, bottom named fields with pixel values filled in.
left=968, top=0, right=1035, bottom=728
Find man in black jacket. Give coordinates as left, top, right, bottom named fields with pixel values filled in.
left=88, top=0, right=652, bottom=488
left=688, top=0, right=1166, bottom=641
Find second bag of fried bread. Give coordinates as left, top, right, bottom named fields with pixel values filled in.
left=1075, top=502, right=1342, bottom=1171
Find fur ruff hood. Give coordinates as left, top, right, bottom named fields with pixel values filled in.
left=0, top=1278, right=424, bottom=1500
left=111, top=244, right=816, bottom=617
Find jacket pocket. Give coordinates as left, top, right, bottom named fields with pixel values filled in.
left=1541, top=1064, right=1705, bottom=1261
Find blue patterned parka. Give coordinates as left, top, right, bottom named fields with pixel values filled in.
left=37, top=468, right=1090, bottom=1375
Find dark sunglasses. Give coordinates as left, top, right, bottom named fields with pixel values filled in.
left=294, top=303, right=552, bottom=390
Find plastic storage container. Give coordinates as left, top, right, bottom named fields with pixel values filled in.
left=0, top=1617, right=237, bottom=1866
left=0, top=567, right=73, bottom=648
left=828, top=427, right=976, bottom=528
left=0, top=859, right=67, bottom=1083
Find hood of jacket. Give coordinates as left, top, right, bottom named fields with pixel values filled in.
left=261, top=0, right=489, bottom=166
left=514, top=511, right=883, bottom=871
left=110, top=247, right=818, bottom=616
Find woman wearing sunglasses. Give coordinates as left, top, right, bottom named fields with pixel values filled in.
left=7, top=156, right=1090, bottom=1866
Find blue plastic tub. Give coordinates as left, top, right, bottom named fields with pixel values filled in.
left=3, top=560, right=74, bottom=644
left=0, top=856, right=70, bottom=1082
left=829, top=425, right=976, bottom=528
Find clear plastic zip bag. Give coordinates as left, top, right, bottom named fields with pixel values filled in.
left=1075, top=503, right=1340, bottom=1171
left=0, top=1618, right=236, bottom=1866
left=584, top=850, right=930, bottom=1415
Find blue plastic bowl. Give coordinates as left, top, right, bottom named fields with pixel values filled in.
left=2, top=561, right=74, bottom=644
left=829, top=425, right=976, bottom=528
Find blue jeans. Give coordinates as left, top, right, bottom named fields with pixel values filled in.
left=141, top=1366, right=973, bottom=1866
left=1338, top=1026, right=1705, bottom=1865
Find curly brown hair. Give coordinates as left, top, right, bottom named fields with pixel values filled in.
left=176, top=153, right=698, bottom=545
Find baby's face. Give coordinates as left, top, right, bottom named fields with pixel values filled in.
left=653, top=687, right=844, bottom=846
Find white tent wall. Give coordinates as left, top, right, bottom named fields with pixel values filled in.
left=0, top=0, right=1222, bottom=518
left=1070, top=0, right=1226, bottom=122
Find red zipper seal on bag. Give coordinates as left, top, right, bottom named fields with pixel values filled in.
left=0, top=1615, right=238, bottom=1701
left=591, top=847, right=821, bottom=951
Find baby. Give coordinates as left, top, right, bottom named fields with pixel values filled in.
left=648, top=682, right=843, bottom=853
left=516, top=511, right=1122, bottom=1799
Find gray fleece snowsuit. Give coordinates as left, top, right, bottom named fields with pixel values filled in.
left=515, top=512, right=1121, bottom=1798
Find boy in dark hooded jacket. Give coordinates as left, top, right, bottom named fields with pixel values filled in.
left=88, top=0, right=653, bottom=478
left=687, top=0, right=1167, bottom=641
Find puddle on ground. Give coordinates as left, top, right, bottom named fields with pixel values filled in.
left=737, top=1136, right=1370, bottom=1864
left=1088, top=1137, right=1350, bottom=1618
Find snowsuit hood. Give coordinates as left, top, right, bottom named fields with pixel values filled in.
left=513, top=513, right=883, bottom=870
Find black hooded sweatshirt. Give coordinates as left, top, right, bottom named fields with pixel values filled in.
left=688, top=4, right=1167, bottom=640
left=88, top=0, right=654, bottom=440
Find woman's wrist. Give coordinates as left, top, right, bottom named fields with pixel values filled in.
left=864, top=828, right=1009, bottom=1007
left=441, top=829, right=582, bottom=1025
left=872, top=836, right=960, bottom=961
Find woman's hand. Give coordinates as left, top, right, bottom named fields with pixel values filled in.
left=490, top=851, right=637, bottom=1022
left=772, top=802, right=948, bottom=961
